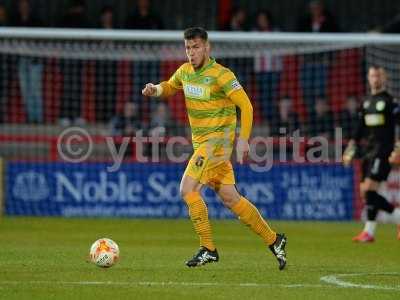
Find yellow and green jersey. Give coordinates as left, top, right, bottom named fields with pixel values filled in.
left=167, top=58, right=243, bottom=150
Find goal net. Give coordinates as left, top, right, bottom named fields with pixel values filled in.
left=1, top=29, right=399, bottom=219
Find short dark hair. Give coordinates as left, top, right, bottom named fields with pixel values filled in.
left=368, top=65, right=386, bottom=75
left=368, top=64, right=382, bottom=69
left=184, top=27, right=208, bottom=41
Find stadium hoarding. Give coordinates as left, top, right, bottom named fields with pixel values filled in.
left=5, top=162, right=354, bottom=220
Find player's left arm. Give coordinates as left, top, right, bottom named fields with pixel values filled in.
left=389, top=100, right=400, bottom=165
left=229, top=89, right=253, bottom=140
left=218, top=69, right=253, bottom=164
left=229, top=89, right=253, bottom=164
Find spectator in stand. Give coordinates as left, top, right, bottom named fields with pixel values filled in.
left=223, top=7, right=248, bottom=31
left=308, top=97, right=335, bottom=139
left=95, top=5, right=117, bottom=122
left=11, top=0, right=44, bottom=124
left=219, top=9, right=251, bottom=97
left=58, top=0, right=90, bottom=125
left=252, top=11, right=282, bottom=124
left=0, top=4, right=8, bottom=123
left=0, top=4, right=8, bottom=26
left=336, top=95, right=359, bottom=140
left=125, top=0, right=163, bottom=29
left=149, top=102, right=172, bottom=137
left=380, top=14, right=400, bottom=33
left=59, top=0, right=90, bottom=28
left=148, top=102, right=172, bottom=159
left=297, top=0, right=339, bottom=32
left=10, top=0, right=42, bottom=27
left=110, top=101, right=143, bottom=137
left=98, top=5, right=114, bottom=29
left=270, top=96, right=301, bottom=136
left=110, top=101, right=144, bottom=158
left=251, top=10, right=278, bottom=32
left=220, top=8, right=252, bottom=98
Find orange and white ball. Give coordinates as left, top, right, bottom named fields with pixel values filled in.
left=89, top=238, right=119, bottom=268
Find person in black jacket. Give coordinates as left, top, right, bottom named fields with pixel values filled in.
left=222, top=7, right=248, bottom=31
left=309, top=97, right=335, bottom=139
left=10, top=0, right=42, bottom=27
left=0, top=4, right=9, bottom=123
left=271, top=96, right=301, bottom=136
left=336, top=95, right=359, bottom=140
left=58, top=0, right=91, bottom=125
left=59, top=0, right=90, bottom=28
left=343, top=66, right=400, bottom=242
left=110, top=101, right=143, bottom=137
left=109, top=101, right=144, bottom=159
left=125, top=0, right=163, bottom=29
left=11, top=0, right=45, bottom=123
left=297, top=0, right=339, bottom=32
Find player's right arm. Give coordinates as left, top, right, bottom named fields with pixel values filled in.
left=342, top=139, right=357, bottom=166
left=141, top=81, right=179, bottom=98
left=343, top=102, right=365, bottom=166
left=142, top=65, right=183, bottom=98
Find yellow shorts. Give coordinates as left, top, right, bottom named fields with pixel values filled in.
left=183, top=143, right=235, bottom=189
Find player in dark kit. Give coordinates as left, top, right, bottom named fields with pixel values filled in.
left=343, top=65, right=400, bottom=242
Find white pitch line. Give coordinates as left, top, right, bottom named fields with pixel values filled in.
left=2, top=273, right=399, bottom=291
left=320, top=272, right=400, bottom=291
left=0, top=280, right=327, bottom=289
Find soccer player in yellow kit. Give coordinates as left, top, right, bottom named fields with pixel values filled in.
left=142, top=27, right=287, bottom=270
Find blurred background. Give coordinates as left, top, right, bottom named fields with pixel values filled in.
left=0, top=0, right=400, bottom=31
left=0, top=0, right=399, bottom=221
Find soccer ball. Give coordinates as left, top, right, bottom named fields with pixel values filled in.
left=89, top=238, right=119, bottom=268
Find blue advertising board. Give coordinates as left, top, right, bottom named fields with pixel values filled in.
left=6, top=162, right=354, bottom=220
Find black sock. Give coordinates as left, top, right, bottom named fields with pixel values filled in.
left=365, top=190, right=395, bottom=217
left=373, top=191, right=395, bottom=213
left=365, top=191, right=379, bottom=220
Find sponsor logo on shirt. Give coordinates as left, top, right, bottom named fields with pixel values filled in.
left=365, top=114, right=385, bottom=126
left=231, top=79, right=242, bottom=91
left=184, top=83, right=210, bottom=99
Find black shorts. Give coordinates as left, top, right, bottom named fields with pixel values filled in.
left=362, top=156, right=391, bottom=182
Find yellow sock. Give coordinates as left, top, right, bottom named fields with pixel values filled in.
left=231, top=196, right=277, bottom=246
left=183, top=191, right=216, bottom=251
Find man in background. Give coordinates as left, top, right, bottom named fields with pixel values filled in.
left=343, top=66, right=400, bottom=242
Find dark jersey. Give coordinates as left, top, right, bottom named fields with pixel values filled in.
left=354, top=91, right=400, bottom=158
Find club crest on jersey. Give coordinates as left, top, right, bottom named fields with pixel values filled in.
left=363, top=101, right=370, bottom=109
left=203, top=77, right=213, bottom=84
left=376, top=100, right=386, bottom=111
left=184, top=83, right=210, bottom=99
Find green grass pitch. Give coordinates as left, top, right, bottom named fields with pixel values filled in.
left=0, top=217, right=399, bottom=299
